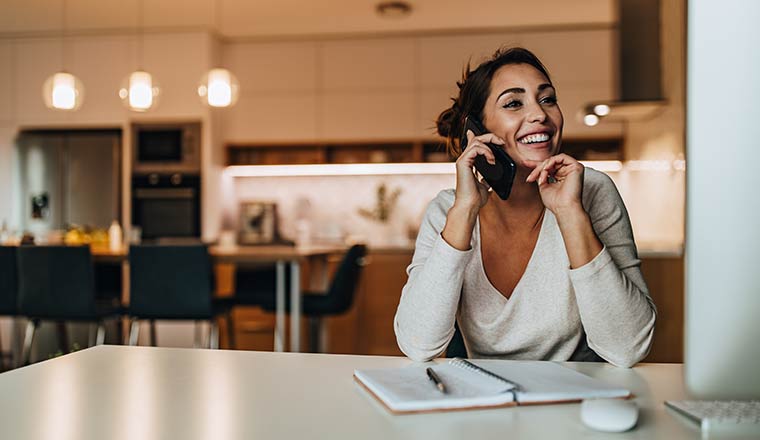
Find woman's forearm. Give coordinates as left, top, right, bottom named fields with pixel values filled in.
left=554, top=205, right=603, bottom=269
left=441, top=203, right=480, bottom=251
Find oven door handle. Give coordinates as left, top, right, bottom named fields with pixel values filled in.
left=134, top=188, right=196, bottom=199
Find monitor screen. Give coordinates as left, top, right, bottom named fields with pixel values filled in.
left=685, top=0, right=760, bottom=399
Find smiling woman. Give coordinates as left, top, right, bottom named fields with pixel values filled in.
left=394, top=47, right=656, bottom=368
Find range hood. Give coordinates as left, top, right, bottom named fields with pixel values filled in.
left=582, top=0, right=667, bottom=125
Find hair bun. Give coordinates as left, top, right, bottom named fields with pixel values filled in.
left=436, top=100, right=461, bottom=139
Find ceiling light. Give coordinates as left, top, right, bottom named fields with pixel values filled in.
left=120, top=71, right=160, bottom=112
left=198, top=68, right=240, bottom=108
left=43, top=72, right=84, bottom=111
left=593, top=104, right=611, bottom=116
left=376, top=1, right=413, bottom=18
left=121, top=0, right=160, bottom=112
left=42, top=0, right=84, bottom=111
left=583, top=114, right=600, bottom=126
left=198, top=1, right=240, bottom=108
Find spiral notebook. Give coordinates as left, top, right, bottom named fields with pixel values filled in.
left=353, top=358, right=631, bottom=414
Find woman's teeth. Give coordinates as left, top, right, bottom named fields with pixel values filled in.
left=518, top=133, right=550, bottom=144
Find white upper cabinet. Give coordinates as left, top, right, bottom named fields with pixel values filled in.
left=0, top=41, right=11, bottom=123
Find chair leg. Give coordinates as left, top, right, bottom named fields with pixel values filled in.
left=96, top=323, right=106, bottom=346
left=308, top=317, right=322, bottom=353
left=87, top=324, right=96, bottom=347
left=20, top=319, right=39, bottom=367
left=149, top=320, right=157, bottom=347
left=226, top=310, right=236, bottom=350
left=56, top=321, right=68, bottom=354
left=128, top=319, right=140, bottom=346
left=209, top=321, right=219, bottom=350
left=193, top=321, right=202, bottom=348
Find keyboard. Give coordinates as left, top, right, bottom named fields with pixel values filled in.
left=665, top=400, right=760, bottom=435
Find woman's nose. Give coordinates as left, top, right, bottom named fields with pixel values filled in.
left=526, top=101, right=548, bottom=123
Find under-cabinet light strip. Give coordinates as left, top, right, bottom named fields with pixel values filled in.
left=223, top=160, right=677, bottom=177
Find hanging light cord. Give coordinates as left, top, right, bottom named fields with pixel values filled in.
left=137, top=0, right=144, bottom=70
left=60, top=0, right=67, bottom=71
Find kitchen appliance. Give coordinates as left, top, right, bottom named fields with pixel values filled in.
left=15, top=129, right=121, bottom=237
left=132, top=173, right=201, bottom=241
left=132, top=122, right=201, bottom=174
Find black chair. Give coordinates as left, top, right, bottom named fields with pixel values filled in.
left=0, top=247, right=19, bottom=370
left=446, top=321, right=468, bottom=359
left=16, top=245, right=122, bottom=366
left=255, top=244, right=368, bottom=352
left=127, top=244, right=227, bottom=349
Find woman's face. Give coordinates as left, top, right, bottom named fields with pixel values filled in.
left=482, top=63, right=563, bottom=167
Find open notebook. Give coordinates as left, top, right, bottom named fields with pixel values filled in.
left=354, top=358, right=631, bottom=414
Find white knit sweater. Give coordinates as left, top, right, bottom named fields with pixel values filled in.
left=394, top=168, right=656, bottom=368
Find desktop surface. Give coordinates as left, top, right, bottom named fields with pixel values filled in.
left=0, top=345, right=740, bottom=439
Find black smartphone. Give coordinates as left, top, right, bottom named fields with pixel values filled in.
left=460, top=116, right=517, bottom=200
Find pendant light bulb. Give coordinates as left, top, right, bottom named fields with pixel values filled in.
left=43, top=72, right=84, bottom=111
left=198, top=68, right=239, bottom=108
left=119, top=70, right=160, bottom=112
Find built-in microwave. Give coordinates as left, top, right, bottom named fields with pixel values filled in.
left=132, top=122, right=201, bottom=174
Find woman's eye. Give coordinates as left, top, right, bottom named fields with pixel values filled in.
left=503, top=100, right=522, bottom=109
left=540, top=96, right=558, bottom=105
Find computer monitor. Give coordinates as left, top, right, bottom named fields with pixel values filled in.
left=685, top=0, right=760, bottom=399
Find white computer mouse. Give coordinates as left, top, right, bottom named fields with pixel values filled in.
left=580, top=398, right=639, bottom=432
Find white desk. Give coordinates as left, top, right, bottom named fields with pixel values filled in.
left=0, top=346, right=741, bottom=439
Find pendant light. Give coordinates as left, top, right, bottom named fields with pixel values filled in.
left=197, top=0, right=239, bottom=108
left=42, top=0, right=84, bottom=111
left=119, top=0, right=160, bottom=112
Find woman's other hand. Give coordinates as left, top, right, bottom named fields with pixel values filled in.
left=525, top=153, right=585, bottom=216
left=454, top=130, right=503, bottom=211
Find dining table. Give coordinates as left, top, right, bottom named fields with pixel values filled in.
left=90, top=243, right=348, bottom=352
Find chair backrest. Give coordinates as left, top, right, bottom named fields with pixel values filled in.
left=16, top=246, right=98, bottom=319
left=128, top=244, right=213, bottom=319
left=321, top=244, right=367, bottom=314
left=0, top=246, right=18, bottom=315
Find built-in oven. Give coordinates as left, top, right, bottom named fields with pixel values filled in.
left=132, top=173, right=201, bottom=241
left=132, top=122, right=201, bottom=174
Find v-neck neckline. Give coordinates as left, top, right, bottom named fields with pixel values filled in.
left=475, top=209, right=550, bottom=302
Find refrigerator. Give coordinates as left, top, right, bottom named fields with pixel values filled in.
left=15, top=129, right=121, bottom=238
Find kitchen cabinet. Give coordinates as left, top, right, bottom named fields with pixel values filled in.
left=226, top=138, right=622, bottom=166
left=640, top=255, right=684, bottom=363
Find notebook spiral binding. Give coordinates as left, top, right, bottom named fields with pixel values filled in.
left=450, top=358, right=524, bottom=399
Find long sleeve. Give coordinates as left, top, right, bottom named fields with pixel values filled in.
left=569, top=169, right=657, bottom=368
left=394, top=190, right=471, bottom=361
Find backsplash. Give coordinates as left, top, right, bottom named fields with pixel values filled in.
left=226, top=167, right=684, bottom=253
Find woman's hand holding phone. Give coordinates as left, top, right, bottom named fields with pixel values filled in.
left=442, top=130, right=504, bottom=251
left=454, top=129, right=503, bottom=211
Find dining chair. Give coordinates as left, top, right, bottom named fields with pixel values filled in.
left=16, top=245, right=122, bottom=366
left=0, top=246, right=19, bottom=370
left=127, top=244, right=228, bottom=349
left=256, top=244, right=368, bottom=352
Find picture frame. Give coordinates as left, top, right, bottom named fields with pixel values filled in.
left=238, top=201, right=278, bottom=245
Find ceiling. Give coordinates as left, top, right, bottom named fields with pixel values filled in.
left=1, top=0, right=616, bottom=40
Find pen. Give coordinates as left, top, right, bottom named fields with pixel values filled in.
left=426, top=367, right=447, bottom=394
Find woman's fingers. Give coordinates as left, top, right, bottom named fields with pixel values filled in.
left=526, top=154, right=582, bottom=185
left=460, top=135, right=496, bottom=165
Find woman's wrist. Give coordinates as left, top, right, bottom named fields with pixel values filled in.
left=551, top=202, right=586, bottom=224
left=553, top=204, right=603, bottom=269
left=442, top=203, right=479, bottom=251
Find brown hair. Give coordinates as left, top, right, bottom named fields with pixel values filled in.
left=436, top=47, right=553, bottom=158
